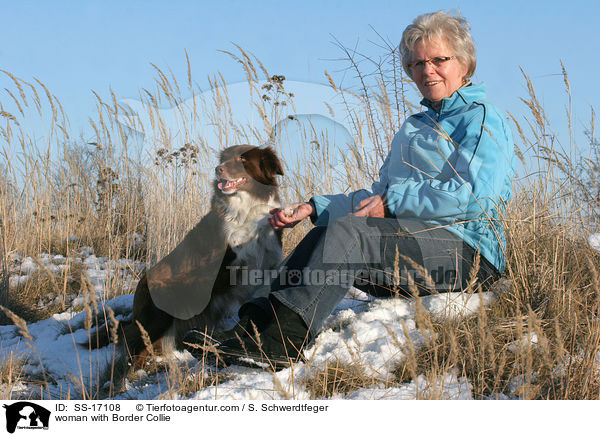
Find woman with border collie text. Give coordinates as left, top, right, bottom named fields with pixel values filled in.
left=185, top=10, right=515, bottom=369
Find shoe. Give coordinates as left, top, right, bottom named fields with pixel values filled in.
left=218, top=303, right=312, bottom=371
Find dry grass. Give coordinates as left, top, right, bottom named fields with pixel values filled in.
left=1, top=261, right=86, bottom=324
left=0, top=43, right=598, bottom=399
left=387, top=231, right=600, bottom=399
left=0, top=352, right=27, bottom=399
left=302, top=359, right=375, bottom=399
left=163, top=360, right=230, bottom=399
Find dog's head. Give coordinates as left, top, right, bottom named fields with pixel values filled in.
left=214, top=145, right=284, bottom=196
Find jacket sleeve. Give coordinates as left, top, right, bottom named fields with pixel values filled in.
left=385, top=104, right=513, bottom=222
left=309, top=153, right=391, bottom=226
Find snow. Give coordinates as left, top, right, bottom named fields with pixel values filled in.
left=507, top=332, right=539, bottom=353
left=19, top=257, right=38, bottom=274
left=337, top=374, right=473, bottom=400
left=589, top=233, right=600, bottom=251
left=8, top=275, right=29, bottom=288
left=0, top=293, right=135, bottom=399
left=0, top=251, right=499, bottom=400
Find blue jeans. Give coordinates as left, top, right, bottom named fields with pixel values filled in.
left=240, top=216, right=499, bottom=338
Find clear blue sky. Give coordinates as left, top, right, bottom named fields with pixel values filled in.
left=1, top=0, right=598, bottom=162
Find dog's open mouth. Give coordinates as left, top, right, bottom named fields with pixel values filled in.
left=217, top=177, right=247, bottom=194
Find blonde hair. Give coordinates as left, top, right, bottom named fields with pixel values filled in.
left=400, top=10, right=476, bottom=80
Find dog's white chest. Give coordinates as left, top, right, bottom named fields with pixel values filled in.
left=225, top=217, right=261, bottom=248
left=222, top=192, right=281, bottom=267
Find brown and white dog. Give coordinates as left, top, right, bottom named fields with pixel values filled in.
left=87, top=145, right=284, bottom=364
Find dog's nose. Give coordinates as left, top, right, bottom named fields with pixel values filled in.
left=215, top=165, right=224, bottom=176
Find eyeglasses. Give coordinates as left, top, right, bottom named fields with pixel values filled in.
left=407, top=56, right=456, bottom=71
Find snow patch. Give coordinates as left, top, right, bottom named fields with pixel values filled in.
left=19, top=257, right=38, bottom=274
left=589, top=233, right=600, bottom=251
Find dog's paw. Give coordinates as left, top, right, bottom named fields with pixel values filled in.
left=283, top=207, right=295, bottom=218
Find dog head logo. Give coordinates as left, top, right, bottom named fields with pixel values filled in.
left=3, top=402, right=51, bottom=433
left=117, top=80, right=370, bottom=194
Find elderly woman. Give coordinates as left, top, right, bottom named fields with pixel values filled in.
left=185, top=11, right=515, bottom=369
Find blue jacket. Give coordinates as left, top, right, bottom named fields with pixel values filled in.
left=310, top=84, right=515, bottom=272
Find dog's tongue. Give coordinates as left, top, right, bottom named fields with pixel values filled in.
left=218, top=180, right=234, bottom=191
left=218, top=177, right=245, bottom=192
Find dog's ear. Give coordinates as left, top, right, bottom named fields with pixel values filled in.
left=260, top=146, right=284, bottom=178
left=240, top=146, right=283, bottom=185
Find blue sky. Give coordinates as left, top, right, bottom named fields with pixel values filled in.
left=1, top=0, right=598, bottom=163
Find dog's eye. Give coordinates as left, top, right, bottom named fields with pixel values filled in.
left=239, top=155, right=246, bottom=162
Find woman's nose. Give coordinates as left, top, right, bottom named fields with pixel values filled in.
left=422, top=60, right=436, bottom=73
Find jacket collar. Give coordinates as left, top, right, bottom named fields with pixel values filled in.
left=420, top=83, right=486, bottom=114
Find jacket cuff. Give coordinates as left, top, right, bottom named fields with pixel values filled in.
left=308, top=199, right=318, bottom=224
left=382, top=189, right=393, bottom=218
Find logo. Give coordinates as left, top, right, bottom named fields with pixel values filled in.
left=3, top=402, right=50, bottom=433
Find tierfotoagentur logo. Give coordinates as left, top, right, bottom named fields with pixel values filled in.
left=226, top=265, right=458, bottom=290
left=3, top=402, right=51, bottom=433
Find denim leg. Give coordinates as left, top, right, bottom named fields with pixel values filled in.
left=272, top=218, right=365, bottom=336
left=242, top=216, right=407, bottom=337
left=238, top=225, right=330, bottom=318
left=241, top=216, right=498, bottom=338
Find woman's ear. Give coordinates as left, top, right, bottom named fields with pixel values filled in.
left=459, top=62, right=470, bottom=84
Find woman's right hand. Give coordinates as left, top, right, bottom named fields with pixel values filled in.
left=268, top=202, right=315, bottom=230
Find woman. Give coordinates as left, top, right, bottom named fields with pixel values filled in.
left=185, top=11, right=515, bottom=369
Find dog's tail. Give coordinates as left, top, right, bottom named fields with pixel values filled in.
left=84, top=279, right=170, bottom=357
left=84, top=318, right=133, bottom=348
left=83, top=318, right=154, bottom=362
left=82, top=275, right=174, bottom=364
left=85, top=321, right=115, bottom=350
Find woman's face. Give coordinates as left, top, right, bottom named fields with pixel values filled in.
left=409, top=37, right=469, bottom=103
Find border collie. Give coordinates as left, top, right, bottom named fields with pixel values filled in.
left=87, top=145, right=284, bottom=364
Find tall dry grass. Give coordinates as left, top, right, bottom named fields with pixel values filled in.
left=0, top=42, right=598, bottom=399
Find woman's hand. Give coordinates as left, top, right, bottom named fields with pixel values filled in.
left=350, top=195, right=386, bottom=218
left=269, top=202, right=315, bottom=230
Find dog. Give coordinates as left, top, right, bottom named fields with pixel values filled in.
left=87, top=144, right=284, bottom=364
